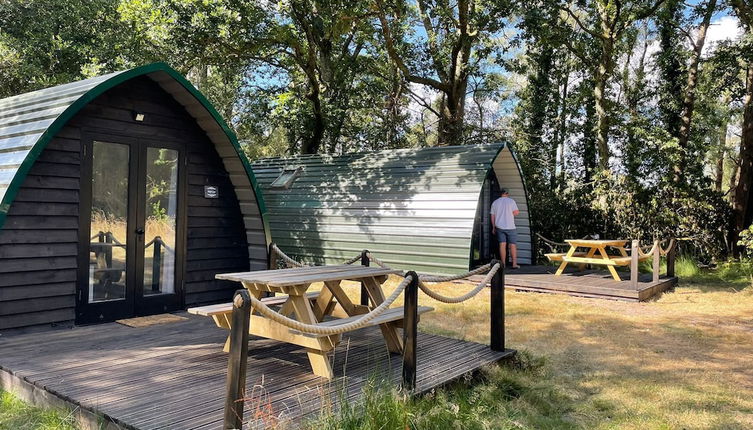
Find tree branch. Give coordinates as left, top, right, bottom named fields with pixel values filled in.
left=373, top=0, right=449, bottom=92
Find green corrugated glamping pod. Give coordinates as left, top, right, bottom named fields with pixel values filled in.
left=252, top=144, right=533, bottom=275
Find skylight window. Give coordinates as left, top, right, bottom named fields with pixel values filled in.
left=270, top=167, right=301, bottom=189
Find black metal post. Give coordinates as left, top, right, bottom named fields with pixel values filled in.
left=152, top=237, right=162, bottom=292
left=105, top=232, right=112, bottom=267
left=490, top=260, right=505, bottom=351
left=360, top=250, right=370, bottom=306
left=224, top=289, right=251, bottom=429
left=402, top=271, right=419, bottom=392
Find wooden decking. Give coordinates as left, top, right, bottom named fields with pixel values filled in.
left=500, top=265, right=677, bottom=301
left=0, top=313, right=514, bottom=430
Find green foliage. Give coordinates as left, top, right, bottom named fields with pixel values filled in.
left=0, top=390, right=78, bottom=430
left=737, top=225, right=753, bottom=256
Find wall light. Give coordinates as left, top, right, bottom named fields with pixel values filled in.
left=133, top=111, right=145, bottom=122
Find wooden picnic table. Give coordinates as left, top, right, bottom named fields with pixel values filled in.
left=194, top=264, right=424, bottom=379
left=554, top=239, right=630, bottom=282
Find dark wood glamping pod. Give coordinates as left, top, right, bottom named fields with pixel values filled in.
left=0, top=63, right=269, bottom=332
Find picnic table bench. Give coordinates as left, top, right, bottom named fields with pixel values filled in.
left=550, top=239, right=651, bottom=281
left=188, top=264, right=433, bottom=379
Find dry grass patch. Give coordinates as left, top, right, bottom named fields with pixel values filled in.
left=320, top=266, right=753, bottom=429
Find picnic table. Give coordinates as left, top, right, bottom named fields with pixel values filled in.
left=189, top=264, right=433, bottom=379
left=552, top=239, right=632, bottom=282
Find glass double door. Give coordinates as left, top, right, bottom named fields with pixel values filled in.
left=77, top=135, right=185, bottom=324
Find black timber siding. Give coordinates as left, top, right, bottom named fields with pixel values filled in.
left=0, top=77, right=250, bottom=332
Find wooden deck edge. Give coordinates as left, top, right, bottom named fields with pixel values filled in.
left=415, top=348, right=517, bottom=395
left=637, top=277, right=677, bottom=301
left=504, top=285, right=640, bottom=302
left=504, top=276, right=678, bottom=302
left=0, top=365, right=129, bottom=430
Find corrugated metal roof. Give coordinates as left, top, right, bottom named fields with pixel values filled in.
left=0, top=63, right=270, bottom=269
left=252, top=143, right=532, bottom=274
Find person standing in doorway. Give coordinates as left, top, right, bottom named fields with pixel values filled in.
left=491, top=188, right=520, bottom=269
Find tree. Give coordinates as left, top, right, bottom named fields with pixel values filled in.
left=374, top=0, right=512, bottom=146
left=0, top=0, right=135, bottom=98
left=675, top=0, right=719, bottom=183
left=557, top=0, right=665, bottom=171
left=729, top=0, right=753, bottom=250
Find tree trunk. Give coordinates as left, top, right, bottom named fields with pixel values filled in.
left=583, top=85, right=598, bottom=183
left=438, top=83, right=467, bottom=145
left=593, top=37, right=614, bottom=172
left=301, top=87, right=325, bottom=154
left=556, top=65, right=570, bottom=190
left=715, top=119, right=728, bottom=192
left=733, top=65, right=753, bottom=252
left=657, top=0, right=684, bottom=139
left=675, top=0, right=717, bottom=182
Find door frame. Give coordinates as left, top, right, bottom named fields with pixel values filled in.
left=76, top=131, right=187, bottom=324
left=134, top=137, right=188, bottom=317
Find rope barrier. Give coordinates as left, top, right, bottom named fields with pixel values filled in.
left=342, top=254, right=363, bottom=265
left=245, top=274, right=413, bottom=335
left=417, top=263, right=500, bottom=304
left=270, top=243, right=500, bottom=305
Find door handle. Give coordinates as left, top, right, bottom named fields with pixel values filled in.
left=135, top=228, right=145, bottom=235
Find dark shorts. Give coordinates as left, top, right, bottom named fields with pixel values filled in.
left=496, top=229, right=518, bottom=245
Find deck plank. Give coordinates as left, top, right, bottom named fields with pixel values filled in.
left=0, top=313, right=513, bottom=429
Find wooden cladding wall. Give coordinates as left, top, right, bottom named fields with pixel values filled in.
left=0, top=77, right=251, bottom=331
left=0, top=127, right=81, bottom=331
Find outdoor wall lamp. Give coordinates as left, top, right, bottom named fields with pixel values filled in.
left=133, top=111, right=145, bottom=122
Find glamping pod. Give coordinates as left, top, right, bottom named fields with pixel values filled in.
left=252, top=143, right=532, bottom=275
left=0, top=63, right=269, bottom=331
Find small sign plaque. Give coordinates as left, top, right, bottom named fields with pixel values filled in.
left=204, top=185, right=219, bottom=199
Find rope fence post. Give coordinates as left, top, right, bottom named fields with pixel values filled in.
left=631, top=240, right=639, bottom=289
left=402, top=271, right=419, bottom=392
left=667, top=238, right=676, bottom=278
left=224, top=289, right=251, bottom=430
left=360, top=250, right=370, bottom=306
left=652, top=240, right=660, bottom=283
left=489, top=260, right=505, bottom=352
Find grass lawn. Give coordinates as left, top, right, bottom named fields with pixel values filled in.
left=0, top=390, right=77, bottom=430
left=308, top=260, right=753, bottom=429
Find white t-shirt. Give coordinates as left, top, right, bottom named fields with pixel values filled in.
left=490, top=196, right=518, bottom=230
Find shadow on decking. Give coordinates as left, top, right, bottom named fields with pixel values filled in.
left=0, top=313, right=514, bottom=429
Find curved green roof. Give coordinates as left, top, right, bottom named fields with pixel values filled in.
left=0, top=63, right=270, bottom=253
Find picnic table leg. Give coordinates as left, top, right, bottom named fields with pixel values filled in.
left=362, top=277, right=403, bottom=354
left=221, top=286, right=264, bottom=353
left=580, top=247, right=597, bottom=271
left=597, top=246, right=622, bottom=282
left=289, top=294, right=335, bottom=379
left=555, top=246, right=577, bottom=276
left=312, top=284, right=336, bottom=320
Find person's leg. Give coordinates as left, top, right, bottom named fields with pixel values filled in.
left=496, top=229, right=507, bottom=266
left=504, top=229, right=519, bottom=268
